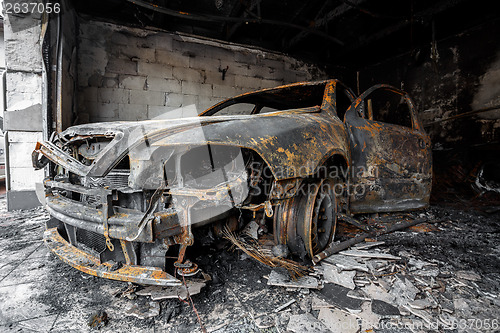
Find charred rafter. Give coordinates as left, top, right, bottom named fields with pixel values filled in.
left=226, top=0, right=262, bottom=41
left=285, top=0, right=366, bottom=50
left=335, top=0, right=469, bottom=59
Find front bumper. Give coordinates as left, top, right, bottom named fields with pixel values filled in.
left=44, top=227, right=181, bottom=286
left=45, top=192, right=155, bottom=243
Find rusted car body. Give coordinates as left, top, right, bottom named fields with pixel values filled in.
left=32, top=80, right=432, bottom=286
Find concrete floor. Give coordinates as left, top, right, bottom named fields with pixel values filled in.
left=1, top=193, right=500, bottom=333
left=0, top=195, right=290, bottom=333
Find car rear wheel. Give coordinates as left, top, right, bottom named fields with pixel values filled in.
left=274, top=179, right=337, bottom=258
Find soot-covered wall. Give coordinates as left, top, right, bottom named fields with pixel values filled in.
left=358, top=18, right=500, bottom=200
left=359, top=19, right=500, bottom=149
left=77, top=20, right=326, bottom=123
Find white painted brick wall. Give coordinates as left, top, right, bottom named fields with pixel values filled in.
left=6, top=72, right=43, bottom=107
left=165, top=93, right=184, bottom=108
left=3, top=16, right=43, bottom=73
left=146, top=77, right=182, bottom=93
left=97, top=88, right=130, bottom=104
left=4, top=12, right=45, bottom=194
left=137, top=62, right=173, bottom=78
left=78, top=20, right=326, bottom=123
left=119, top=104, right=149, bottom=121
left=119, top=76, right=147, bottom=90
left=130, top=90, right=166, bottom=106
left=9, top=168, right=45, bottom=192
left=7, top=131, right=44, bottom=191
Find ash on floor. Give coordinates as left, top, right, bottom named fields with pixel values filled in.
left=1, top=194, right=499, bottom=332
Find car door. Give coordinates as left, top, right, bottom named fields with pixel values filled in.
left=344, top=84, right=432, bottom=213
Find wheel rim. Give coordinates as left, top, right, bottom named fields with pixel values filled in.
left=311, top=192, right=334, bottom=253
left=274, top=179, right=337, bottom=258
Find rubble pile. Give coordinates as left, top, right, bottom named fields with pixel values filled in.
left=1, top=192, right=499, bottom=332
left=263, top=208, right=500, bottom=333
left=268, top=241, right=500, bottom=332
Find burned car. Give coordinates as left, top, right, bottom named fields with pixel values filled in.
left=32, top=80, right=432, bottom=286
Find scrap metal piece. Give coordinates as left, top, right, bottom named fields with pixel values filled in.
left=44, top=228, right=181, bottom=286
left=136, top=281, right=206, bottom=300
left=274, top=299, right=296, bottom=313
left=313, top=218, right=439, bottom=264
left=126, top=187, right=164, bottom=241
left=267, top=269, right=320, bottom=289
left=339, top=250, right=401, bottom=260
left=337, top=212, right=371, bottom=232
left=33, top=141, right=91, bottom=175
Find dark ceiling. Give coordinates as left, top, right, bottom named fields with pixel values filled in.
left=73, top=0, right=497, bottom=70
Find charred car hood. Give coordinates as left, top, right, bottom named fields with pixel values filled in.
left=58, top=111, right=349, bottom=180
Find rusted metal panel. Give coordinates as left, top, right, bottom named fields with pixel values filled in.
left=345, top=85, right=432, bottom=213
left=44, top=228, right=181, bottom=286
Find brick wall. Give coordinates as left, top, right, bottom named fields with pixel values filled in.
left=2, top=8, right=45, bottom=210
left=77, top=20, right=326, bottom=123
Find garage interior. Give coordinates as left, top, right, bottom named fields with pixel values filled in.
left=1, top=0, right=500, bottom=331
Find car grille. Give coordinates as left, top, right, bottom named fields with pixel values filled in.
left=76, top=228, right=107, bottom=254
left=82, top=169, right=130, bottom=190
left=102, top=169, right=130, bottom=189
left=81, top=169, right=130, bottom=205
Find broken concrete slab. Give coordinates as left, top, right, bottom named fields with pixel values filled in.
left=390, top=277, right=419, bottom=307
left=311, top=295, right=335, bottom=310
left=318, top=308, right=359, bottom=333
left=340, top=249, right=401, bottom=260
left=456, top=270, right=481, bottom=281
left=361, top=283, right=396, bottom=304
left=371, top=299, right=400, bottom=316
left=408, top=298, right=433, bottom=310
left=267, top=269, right=320, bottom=289
left=135, top=280, right=206, bottom=300
left=286, top=313, right=331, bottom=333
left=320, top=284, right=364, bottom=312
left=322, top=263, right=356, bottom=289
left=402, top=304, right=433, bottom=325
left=125, top=301, right=160, bottom=319
left=346, top=289, right=371, bottom=302
left=323, top=254, right=370, bottom=272
left=356, top=301, right=380, bottom=331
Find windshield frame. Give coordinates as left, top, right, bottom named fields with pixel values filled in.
left=199, top=80, right=330, bottom=117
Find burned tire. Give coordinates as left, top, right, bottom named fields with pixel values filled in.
left=274, top=179, right=337, bottom=258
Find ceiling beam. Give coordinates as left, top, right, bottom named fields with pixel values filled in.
left=219, top=0, right=243, bottom=36
left=226, top=0, right=262, bottom=41
left=274, top=2, right=310, bottom=43
left=286, top=0, right=366, bottom=49
left=125, top=0, right=344, bottom=45
left=337, top=0, right=469, bottom=58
